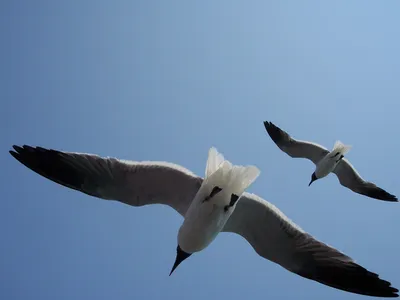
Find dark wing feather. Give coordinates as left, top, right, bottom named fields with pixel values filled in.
left=10, top=145, right=203, bottom=215
left=333, top=159, right=397, bottom=202
left=263, top=121, right=329, bottom=165
left=224, top=193, right=398, bottom=297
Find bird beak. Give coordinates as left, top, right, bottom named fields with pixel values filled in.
left=169, top=245, right=192, bottom=276
left=308, top=179, right=314, bottom=187
left=169, top=259, right=181, bottom=276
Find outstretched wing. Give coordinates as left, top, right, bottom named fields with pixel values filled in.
left=223, top=193, right=398, bottom=297
left=333, top=158, right=397, bottom=202
left=10, top=145, right=203, bottom=216
left=264, top=121, right=329, bottom=165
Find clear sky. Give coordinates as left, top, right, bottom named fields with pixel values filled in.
left=1, top=1, right=400, bottom=299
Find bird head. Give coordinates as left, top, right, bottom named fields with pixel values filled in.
left=308, top=172, right=318, bottom=186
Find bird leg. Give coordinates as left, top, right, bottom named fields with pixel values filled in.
left=336, top=155, right=344, bottom=163
left=330, top=152, right=340, bottom=159
left=224, top=194, right=239, bottom=212
left=203, top=186, right=222, bottom=202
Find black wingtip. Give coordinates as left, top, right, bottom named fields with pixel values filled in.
left=263, top=120, right=274, bottom=131
left=305, top=262, right=400, bottom=298
left=388, top=192, right=398, bottom=202
left=365, top=186, right=398, bottom=202
left=9, top=146, right=25, bottom=163
left=376, top=196, right=397, bottom=202
left=263, top=120, right=288, bottom=144
left=10, top=145, right=32, bottom=161
left=9, top=150, right=17, bottom=159
left=12, top=145, right=22, bottom=152
left=9, top=144, right=88, bottom=193
left=380, top=191, right=398, bottom=202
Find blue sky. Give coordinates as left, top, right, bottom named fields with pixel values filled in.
left=1, top=1, right=400, bottom=299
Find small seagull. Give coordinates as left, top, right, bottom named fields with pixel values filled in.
left=9, top=145, right=398, bottom=297
left=264, top=121, right=397, bottom=202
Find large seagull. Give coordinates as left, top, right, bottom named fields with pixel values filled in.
left=9, top=144, right=399, bottom=297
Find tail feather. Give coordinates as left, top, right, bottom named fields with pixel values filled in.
left=226, top=165, right=260, bottom=196
left=332, top=140, right=352, bottom=155
left=204, top=147, right=260, bottom=198
left=205, top=147, right=226, bottom=178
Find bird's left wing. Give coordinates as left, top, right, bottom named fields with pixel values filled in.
left=223, top=193, right=398, bottom=297
left=332, top=158, right=397, bottom=202
left=10, top=145, right=203, bottom=216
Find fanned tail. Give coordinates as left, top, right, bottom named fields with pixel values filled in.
left=332, top=140, right=352, bottom=155
left=205, top=147, right=226, bottom=178
left=225, top=165, right=260, bottom=196
left=204, top=147, right=260, bottom=203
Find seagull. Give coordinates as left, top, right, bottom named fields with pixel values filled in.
left=264, top=121, right=397, bottom=202
left=9, top=145, right=398, bottom=297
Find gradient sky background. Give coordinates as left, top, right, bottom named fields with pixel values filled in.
left=1, top=1, right=400, bottom=299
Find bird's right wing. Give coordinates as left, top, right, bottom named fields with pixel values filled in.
left=223, top=193, right=398, bottom=297
left=264, top=121, right=329, bottom=165
left=10, top=145, right=203, bottom=216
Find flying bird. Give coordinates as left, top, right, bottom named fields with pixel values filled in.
left=9, top=144, right=399, bottom=297
left=264, top=121, right=397, bottom=202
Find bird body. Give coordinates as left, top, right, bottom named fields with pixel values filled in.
left=264, top=121, right=397, bottom=201
left=178, top=148, right=260, bottom=253
left=315, top=140, right=352, bottom=179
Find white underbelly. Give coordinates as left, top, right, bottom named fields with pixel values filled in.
left=315, top=154, right=337, bottom=178
left=178, top=202, right=232, bottom=253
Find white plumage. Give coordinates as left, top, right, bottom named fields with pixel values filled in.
left=178, top=147, right=260, bottom=253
